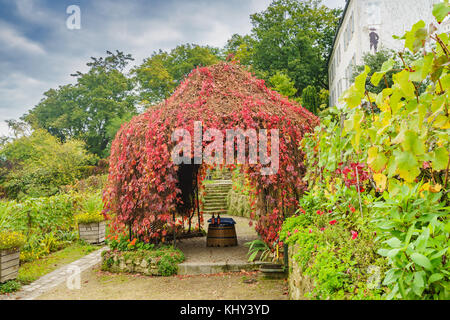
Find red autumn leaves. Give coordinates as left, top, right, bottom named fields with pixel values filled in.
left=103, top=62, right=319, bottom=245
left=335, top=162, right=370, bottom=193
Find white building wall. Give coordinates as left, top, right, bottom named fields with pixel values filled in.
left=328, top=0, right=443, bottom=107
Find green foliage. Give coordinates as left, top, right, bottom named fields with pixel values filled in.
left=352, top=49, right=400, bottom=94
left=0, top=194, right=82, bottom=262
left=0, top=194, right=75, bottom=235
left=301, top=85, right=320, bottom=114
left=290, top=8, right=450, bottom=300
left=373, top=185, right=449, bottom=299
left=75, top=191, right=104, bottom=224
left=281, top=211, right=387, bottom=300
left=269, top=71, right=297, bottom=97
left=133, top=44, right=221, bottom=104
left=0, top=280, right=21, bottom=294
left=157, top=250, right=185, bottom=276
left=244, top=239, right=272, bottom=262
left=75, top=212, right=104, bottom=225
left=17, top=242, right=97, bottom=284
left=224, top=34, right=255, bottom=66
left=23, top=51, right=137, bottom=157
left=0, top=231, right=26, bottom=250
left=249, top=0, right=342, bottom=92
left=0, top=129, right=97, bottom=199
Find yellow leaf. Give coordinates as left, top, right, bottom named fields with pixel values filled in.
left=429, top=184, right=442, bottom=193
left=373, top=173, right=387, bottom=192
left=420, top=182, right=431, bottom=192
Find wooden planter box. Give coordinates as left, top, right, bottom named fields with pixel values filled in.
left=78, top=221, right=106, bottom=244
left=0, top=248, right=20, bottom=283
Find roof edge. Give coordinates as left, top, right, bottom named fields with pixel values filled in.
left=327, top=0, right=352, bottom=66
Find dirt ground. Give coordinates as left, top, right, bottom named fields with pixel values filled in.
left=37, top=214, right=287, bottom=300
left=37, top=267, right=288, bottom=300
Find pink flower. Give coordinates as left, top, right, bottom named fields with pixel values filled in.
left=351, top=230, right=358, bottom=240
left=294, top=229, right=299, bottom=233
left=320, top=227, right=325, bottom=231
left=309, top=229, right=312, bottom=233
left=329, top=220, right=337, bottom=225
left=287, top=231, right=291, bottom=236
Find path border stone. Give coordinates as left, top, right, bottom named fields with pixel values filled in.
left=0, top=246, right=107, bottom=300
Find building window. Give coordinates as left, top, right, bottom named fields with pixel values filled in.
left=343, top=12, right=354, bottom=51
left=337, top=45, right=341, bottom=63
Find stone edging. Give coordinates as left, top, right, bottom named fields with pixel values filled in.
left=0, top=246, right=108, bottom=300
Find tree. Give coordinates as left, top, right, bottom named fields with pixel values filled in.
left=23, top=50, right=137, bottom=157
left=0, top=129, right=96, bottom=198
left=352, top=48, right=399, bottom=94
left=132, top=44, right=221, bottom=104
left=269, top=71, right=297, bottom=97
left=224, top=34, right=255, bottom=66
left=301, top=85, right=319, bottom=114
left=249, top=0, right=342, bottom=94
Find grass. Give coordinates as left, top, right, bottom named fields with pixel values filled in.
left=0, top=241, right=98, bottom=294
left=18, top=242, right=98, bottom=284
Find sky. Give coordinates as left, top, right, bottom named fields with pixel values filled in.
left=0, top=0, right=346, bottom=136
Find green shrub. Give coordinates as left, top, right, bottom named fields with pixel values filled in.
left=0, top=231, right=26, bottom=250
left=285, top=4, right=450, bottom=300
left=281, top=212, right=387, bottom=300
left=75, top=191, right=105, bottom=224
left=0, top=129, right=97, bottom=199
left=0, top=280, right=21, bottom=294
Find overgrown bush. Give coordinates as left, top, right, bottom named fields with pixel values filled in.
left=0, top=129, right=97, bottom=199
left=0, top=194, right=81, bottom=262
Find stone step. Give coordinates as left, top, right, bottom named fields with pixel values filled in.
left=204, top=193, right=229, bottom=198
left=203, top=200, right=227, bottom=205
left=203, top=201, right=227, bottom=206
left=204, top=200, right=227, bottom=204
left=203, top=206, right=228, bottom=212
left=178, top=261, right=261, bottom=275
left=202, top=209, right=228, bottom=214
left=205, top=187, right=232, bottom=192
left=204, top=193, right=228, bottom=198
left=205, top=182, right=232, bottom=186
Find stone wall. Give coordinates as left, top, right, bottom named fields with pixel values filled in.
left=101, top=250, right=161, bottom=276
left=226, top=189, right=251, bottom=218
left=288, top=244, right=314, bottom=300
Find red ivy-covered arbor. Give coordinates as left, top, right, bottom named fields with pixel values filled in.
left=103, top=62, right=319, bottom=247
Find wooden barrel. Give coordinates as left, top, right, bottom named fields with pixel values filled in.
left=206, top=224, right=238, bottom=247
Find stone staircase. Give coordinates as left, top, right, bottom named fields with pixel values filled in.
left=202, top=180, right=232, bottom=215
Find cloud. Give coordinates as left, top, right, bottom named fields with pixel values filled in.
left=0, top=21, right=45, bottom=55
left=0, top=0, right=343, bottom=137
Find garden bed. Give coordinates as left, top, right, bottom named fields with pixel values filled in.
left=101, top=246, right=185, bottom=277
